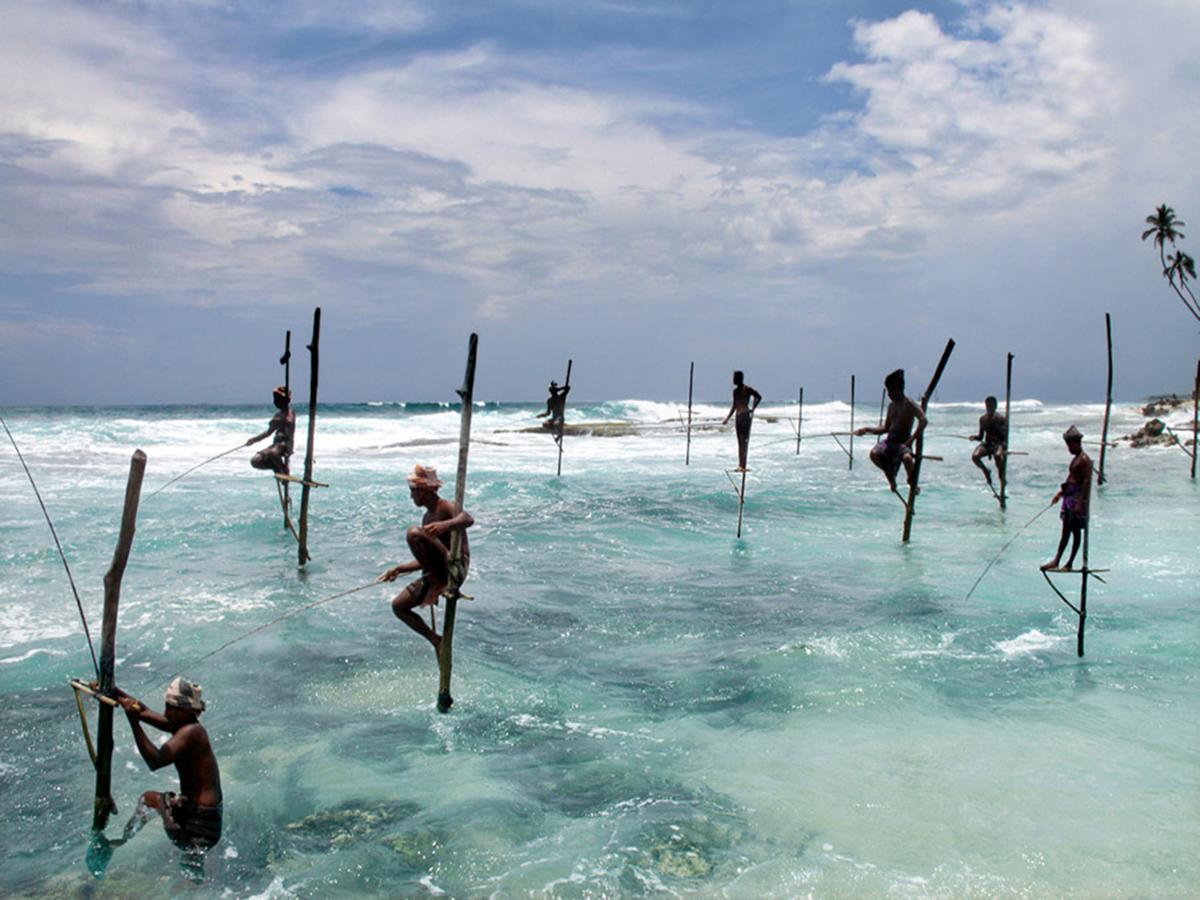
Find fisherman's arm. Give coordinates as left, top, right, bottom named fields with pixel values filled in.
left=114, top=690, right=170, bottom=730
left=245, top=426, right=274, bottom=445
left=378, top=561, right=422, bottom=583
left=722, top=397, right=736, bottom=425
left=425, top=510, right=474, bottom=538
left=906, top=402, right=928, bottom=446
left=970, top=415, right=984, bottom=442
left=750, top=388, right=762, bottom=411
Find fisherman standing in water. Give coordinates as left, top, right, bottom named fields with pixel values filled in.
left=1041, top=425, right=1093, bottom=571
left=855, top=368, right=927, bottom=496
left=113, top=678, right=223, bottom=853
left=970, top=395, right=1008, bottom=495
left=536, top=380, right=571, bottom=445
left=246, top=386, right=295, bottom=474
left=379, top=464, right=474, bottom=655
left=721, top=370, right=762, bottom=471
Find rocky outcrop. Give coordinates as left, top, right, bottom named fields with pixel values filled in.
left=1141, top=392, right=1197, bottom=417
left=1121, top=418, right=1183, bottom=448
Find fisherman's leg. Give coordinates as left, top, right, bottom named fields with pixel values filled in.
left=121, top=791, right=161, bottom=841
left=1042, top=520, right=1070, bottom=569
left=250, top=450, right=270, bottom=470
left=901, top=452, right=919, bottom=495
left=406, top=527, right=449, bottom=589
left=1062, top=525, right=1083, bottom=569
left=869, top=446, right=898, bottom=491
left=996, top=450, right=1007, bottom=491
left=391, top=584, right=441, bottom=653
left=972, top=446, right=993, bottom=483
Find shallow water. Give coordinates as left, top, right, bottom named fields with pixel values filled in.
left=1, top=398, right=1197, bottom=897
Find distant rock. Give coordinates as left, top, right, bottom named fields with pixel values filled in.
left=1121, top=418, right=1180, bottom=448
left=1141, top=393, right=1194, bottom=417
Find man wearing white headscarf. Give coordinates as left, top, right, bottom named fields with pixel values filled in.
left=114, top=677, right=223, bottom=852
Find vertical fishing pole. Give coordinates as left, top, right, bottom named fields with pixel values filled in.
left=1098, top=312, right=1113, bottom=485
left=1001, top=352, right=1013, bottom=509
left=848, top=375, right=855, bottom=470
left=685, top=361, right=694, bottom=466
left=795, top=385, right=803, bottom=455
left=556, top=359, right=572, bottom=477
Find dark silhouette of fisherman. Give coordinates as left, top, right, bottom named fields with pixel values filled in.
left=537, top=380, right=571, bottom=445
left=1041, top=425, right=1093, bottom=571
left=722, top=370, right=761, bottom=470
left=246, top=386, right=294, bottom=474
left=970, top=395, right=1008, bottom=495
left=855, top=368, right=926, bottom=495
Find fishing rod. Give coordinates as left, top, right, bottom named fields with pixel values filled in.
left=164, top=579, right=379, bottom=679
left=1, top=414, right=99, bottom=676
left=964, top=499, right=1058, bottom=601
left=146, top=443, right=246, bottom=498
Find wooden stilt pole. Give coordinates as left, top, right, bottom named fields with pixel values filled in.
left=903, top=339, right=956, bottom=543
left=685, top=361, right=694, bottom=466
left=437, top=333, right=478, bottom=713
left=556, top=359, right=572, bottom=477
left=1077, top=527, right=1089, bottom=657
left=878, top=387, right=886, bottom=427
left=93, top=449, right=146, bottom=831
left=280, top=330, right=292, bottom=529
left=297, top=308, right=320, bottom=566
left=848, top=375, right=855, bottom=470
left=795, top=385, right=803, bottom=455
left=736, top=468, right=747, bottom=538
left=1191, top=359, right=1199, bottom=480
left=1001, top=352, right=1013, bottom=509
left=1098, top=313, right=1113, bottom=486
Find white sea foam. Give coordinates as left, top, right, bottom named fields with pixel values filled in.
left=995, top=629, right=1065, bottom=656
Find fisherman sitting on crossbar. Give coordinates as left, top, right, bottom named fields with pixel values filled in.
left=855, top=368, right=926, bottom=496
left=114, top=678, right=223, bottom=854
left=378, top=464, right=474, bottom=656
left=246, top=386, right=295, bottom=474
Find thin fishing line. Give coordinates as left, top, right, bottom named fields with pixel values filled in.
left=1, top=414, right=99, bottom=676
left=146, top=443, right=245, bottom=498
left=165, top=580, right=379, bottom=679
left=964, top=500, right=1057, bottom=601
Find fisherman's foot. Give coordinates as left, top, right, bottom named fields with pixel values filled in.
left=1040, top=560, right=1060, bottom=571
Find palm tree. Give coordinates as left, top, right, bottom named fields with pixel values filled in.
left=1143, top=204, right=1200, bottom=322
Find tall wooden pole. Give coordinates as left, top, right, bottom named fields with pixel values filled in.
left=795, top=385, right=803, bottom=455
left=1001, top=352, right=1013, bottom=509
left=556, top=359, right=572, bottom=477
left=903, top=339, right=956, bottom=543
left=736, top=468, right=748, bottom=538
left=437, top=333, right=478, bottom=713
left=848, top=375, right=856, bottom=470
left=685, top=361, right=694, bottom=466
left=1098, top=313, right=1113, bottom=486
left=280, top=330, right=292, bottom=529
left=93, top=449, right=146, bottom=831
left=297, top=308, right=320, bottom=566
left=1191, top=359, right=1199, bottom=480
left=1077, top=527, right=1089, bottom=657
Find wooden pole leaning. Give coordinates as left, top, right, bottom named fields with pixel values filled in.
left=795, top=386, right=803, bottom=455
left=903, top=339, right=956, bottom=543
left=685, top=361, right=694, bottom=466
left=736, top=468, right=748, bottom=538
left=279, top=330, right=293, bottom=530
left=437, top=332, right=478, bottom=713
left=1077, top=527, right=1090, bottom=657
left=1191, top=359, right=1199, bottom=480
left=1001, top=352, right=1013, bottom=509
left=556, top=359, right=573, bottom=477
left=1098, top=313, right=1113, bottom=486
left=93, top=449, right=146, bottom=831
left=298, top=307, right=320, bottom=566
left=849, top=375, right=856, bottom=470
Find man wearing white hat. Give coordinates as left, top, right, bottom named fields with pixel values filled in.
left=378, top=464, right=475, bottom=654
left=114, top=677, right=223, bottom=852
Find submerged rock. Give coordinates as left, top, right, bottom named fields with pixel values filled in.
left=285, top=799, right=419, bottom=852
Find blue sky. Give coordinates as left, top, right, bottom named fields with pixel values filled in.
left=1, top=0, right=1197, bottom=404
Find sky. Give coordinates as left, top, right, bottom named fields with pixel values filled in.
left=1, top=0, right=1198, bottom=405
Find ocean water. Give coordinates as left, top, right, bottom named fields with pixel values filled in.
left=1, top=398, right=1196, bottom=898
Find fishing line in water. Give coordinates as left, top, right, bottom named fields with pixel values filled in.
left=1, top=414, right=99, bottom=676
left=164, top=579, right=380, bottom=679
left=964, top=499, right=1058, bottom=601
left=146, top=443, right=246, bottom=498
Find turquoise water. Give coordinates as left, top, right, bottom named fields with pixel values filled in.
left=1, top=399, right=1197, bottom=897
